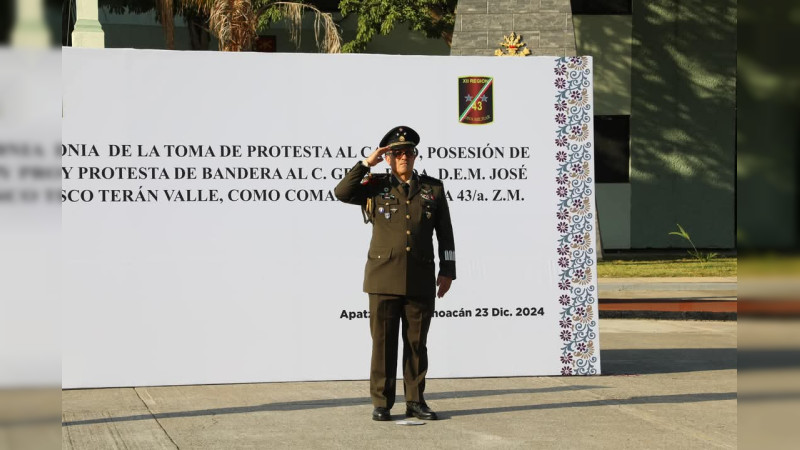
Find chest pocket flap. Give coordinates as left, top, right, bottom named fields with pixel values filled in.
left=368, top=247, right=392, bottom=260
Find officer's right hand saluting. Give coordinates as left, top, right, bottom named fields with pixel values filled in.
left=364, top=146, right=391, bottom=167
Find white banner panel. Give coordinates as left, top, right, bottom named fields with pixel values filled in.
left=62, top=48, right=599, bottom=388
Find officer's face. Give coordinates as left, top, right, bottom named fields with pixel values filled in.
left=385, top=147, right=417, bottom=179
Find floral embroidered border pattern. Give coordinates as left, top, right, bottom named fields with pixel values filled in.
left=553, top=56, right=599, bottom=375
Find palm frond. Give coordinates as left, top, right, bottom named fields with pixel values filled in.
left=166, top=0, right=341, bottom=53
left=272, top=2, right=341, bottom=53
left=210, top=0, right=257, bottom=51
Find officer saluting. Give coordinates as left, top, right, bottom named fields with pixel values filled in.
left=335, top=126, right=456, bottom=422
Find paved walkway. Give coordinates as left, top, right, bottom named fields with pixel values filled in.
left=598, top=277, right=736, bottom=318
left=598, top=277, right=737, bottom=299
left=61, top=319, right=737, bottom=449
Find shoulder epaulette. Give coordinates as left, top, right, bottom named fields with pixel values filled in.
left=361, top=172, right=390, bottom=186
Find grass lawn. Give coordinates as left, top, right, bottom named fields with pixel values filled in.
left=738, top=255, right=800, bottom=277
left=597, top=256, right=737, bottom=278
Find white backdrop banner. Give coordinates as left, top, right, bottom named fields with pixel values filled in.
left=62, top=48, right=600, bottom=388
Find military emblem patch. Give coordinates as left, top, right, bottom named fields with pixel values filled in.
left=459, top=76, right=494, bottom=125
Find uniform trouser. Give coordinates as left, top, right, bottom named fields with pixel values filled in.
left=368, top=293, right=435, bottom=409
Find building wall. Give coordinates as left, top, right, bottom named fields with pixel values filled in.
left=450, top=0, right=576, bottom=56
left=737, top=0, right=800, bottom=250
left=572, top=15, right=630, bottom=116
left=630, top=0, right=737, bottom=249
left=100, top=10, right=199, bottom=50
left=574, top=14, right=632, bottom=249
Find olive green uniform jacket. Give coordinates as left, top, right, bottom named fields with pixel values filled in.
left=335, top=162, right=456, bottom=298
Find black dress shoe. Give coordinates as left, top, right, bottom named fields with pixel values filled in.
left=405, top=401, right=438, bottom=420
left=372, top=407, right=391, bottom=421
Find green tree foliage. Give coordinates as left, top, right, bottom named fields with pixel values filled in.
left=339, top=0, right=456, bottom=53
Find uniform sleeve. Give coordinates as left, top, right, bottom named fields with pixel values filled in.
left=334, top=161, right=370, bottom=206
left=435, top=183, right=456, bottom=280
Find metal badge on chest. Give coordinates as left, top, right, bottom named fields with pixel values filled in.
left=420, top=186, right=435, bottom=219
left=379, top=187, right=395, bottom=220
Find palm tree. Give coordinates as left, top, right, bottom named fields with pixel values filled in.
left=158, top=0, right=341, bottom=52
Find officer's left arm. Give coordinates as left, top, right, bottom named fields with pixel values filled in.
left=434, top=184, right=456, bottom=294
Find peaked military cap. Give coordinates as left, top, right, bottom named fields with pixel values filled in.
left=379, top=126, right=420, bottom=149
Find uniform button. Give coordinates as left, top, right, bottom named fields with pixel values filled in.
left=406, top=230, right=411, bottom=235
left=406, top=200, right=410, bottom=205
left=406, top=246, right=411, bottom=252
left=405, top=214, right=411, bottom=219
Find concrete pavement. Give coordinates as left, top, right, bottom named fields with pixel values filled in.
left=61, top=319, right=737, bottom=449
left=598, top=277, right=737, bottom=299
left=598, top=277, right=737, bottom=319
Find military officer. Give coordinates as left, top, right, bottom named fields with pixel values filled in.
left=334, top=126, right=456, bottom=422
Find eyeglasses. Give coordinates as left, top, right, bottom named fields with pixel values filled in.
left=390, top=148, right=417, bottom=158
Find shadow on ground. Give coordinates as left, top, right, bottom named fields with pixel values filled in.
left=61, top=348, right=737, bottom=427
left=601, top=348, right=736, bottom=374
left=62, top=385, right=737, bottom=427
left=444, top=391, right=736, bottom=418
left=62, top=385, right=602, bottom=427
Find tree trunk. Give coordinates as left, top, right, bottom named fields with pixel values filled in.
left=158, top=0, right=175, bottom=49
left=185, top=8, right=210, bottom=50
left=442, top=30, right=452, bottom=47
